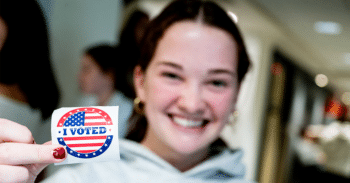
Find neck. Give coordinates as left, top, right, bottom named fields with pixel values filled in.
left=141, top=128, right=209, bottom=172
left=97, top=88, right=115, bottom=106
left=0, top=83, right=28, bottom=103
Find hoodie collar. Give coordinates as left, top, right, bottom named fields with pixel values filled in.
left=119, top=139, right=245, bottom=180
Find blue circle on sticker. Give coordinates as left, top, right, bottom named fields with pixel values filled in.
left=56, top=107, right=114, bottom=159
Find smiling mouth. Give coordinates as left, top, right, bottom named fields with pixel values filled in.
left=168, top=114, right=210, bottom=128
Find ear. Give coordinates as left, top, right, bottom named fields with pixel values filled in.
left=133, top=65, right=146, bottom=102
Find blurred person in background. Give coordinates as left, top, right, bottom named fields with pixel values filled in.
left=290, top=106, right=350, bottom=183
left=78, top=43, right=133, bottom=138
left=291, top=123, right=327, bottom=183
left=0, top=0, right=254, bottom=182
left=0, top=0, right=60, bottom=141
left=302, top=119, right=350, bottom=182
left=117, top=7, right=150, bottom=99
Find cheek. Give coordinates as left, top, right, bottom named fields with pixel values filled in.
left=206, top=89, right=236, bottom=119
left=79, top=73, right=89, bottom=87
left=82, top=72, right=101, bottom=90
left=144, top=76, right=179, bottom=109
left=84, top=73, right=95, bottom=85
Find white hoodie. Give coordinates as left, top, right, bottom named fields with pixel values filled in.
left=43, top=139, right=253, bottom=183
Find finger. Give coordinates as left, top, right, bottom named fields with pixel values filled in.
left=25, top=141, right=54, bottom=176
left=42, top=141, right=52, bottom=145
left=23, top=163, right=50, bottom=182
left=0, top=165, right=31, bottom=183
left=0, top=143, right=66, bottom=165
left=0, top=118, right=34, bottom=143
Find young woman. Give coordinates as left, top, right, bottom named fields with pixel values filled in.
left=0, top=0, right=60, bottom=140
left=0, top=0, right=252, bottom=182
left=78, top=44, right=133, bottom=137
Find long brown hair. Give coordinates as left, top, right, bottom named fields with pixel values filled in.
left=126, top=0, right=251, bottom=143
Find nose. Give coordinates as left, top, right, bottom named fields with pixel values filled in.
left=178, top=82, right=205, bottom=115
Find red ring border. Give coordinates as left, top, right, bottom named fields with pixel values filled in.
left=56, top=107, right=113, bottom=127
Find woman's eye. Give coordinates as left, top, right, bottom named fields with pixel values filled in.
left=162, top=72, right=181, bottom=80
left=210, top=80, right=227, bottom=87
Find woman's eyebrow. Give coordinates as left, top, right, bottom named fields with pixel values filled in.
left=208, top=69, right=237, bottom=77
left=156, top=61, right=183, bottom=70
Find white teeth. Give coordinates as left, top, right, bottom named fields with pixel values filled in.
left=173, top=117, right=203, bottom=127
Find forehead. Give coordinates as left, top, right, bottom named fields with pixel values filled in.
left=81, top=54, right=98, bottom=67
left=150, top=21, right=238, bottom=71
left=82, top=54, right=93, bottom=63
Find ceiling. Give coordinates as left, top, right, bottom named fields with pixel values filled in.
left=249, top=0, right=350, bottom=94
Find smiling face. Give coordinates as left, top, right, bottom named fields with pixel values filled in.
left=135, top=20, right=239, bottom=156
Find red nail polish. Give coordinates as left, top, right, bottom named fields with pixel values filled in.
left=53, top=147, right=65, bottom=159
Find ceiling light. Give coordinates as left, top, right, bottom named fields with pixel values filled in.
left=315, top=74, right=328, bottom=87
left=314, top=21, right=341, bottom=35
left=227, top=11, right=238, bottom=23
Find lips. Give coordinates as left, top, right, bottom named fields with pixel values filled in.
left=168, top=114, right=210, bottom=129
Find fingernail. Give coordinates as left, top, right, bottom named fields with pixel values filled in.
left=53, top=147, right=65, bottom=159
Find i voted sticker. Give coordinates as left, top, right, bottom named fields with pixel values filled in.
left=52, top=106, right=120, bottom=165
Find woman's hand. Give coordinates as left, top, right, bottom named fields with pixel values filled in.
left=0, top=119, right=66, bottom=183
